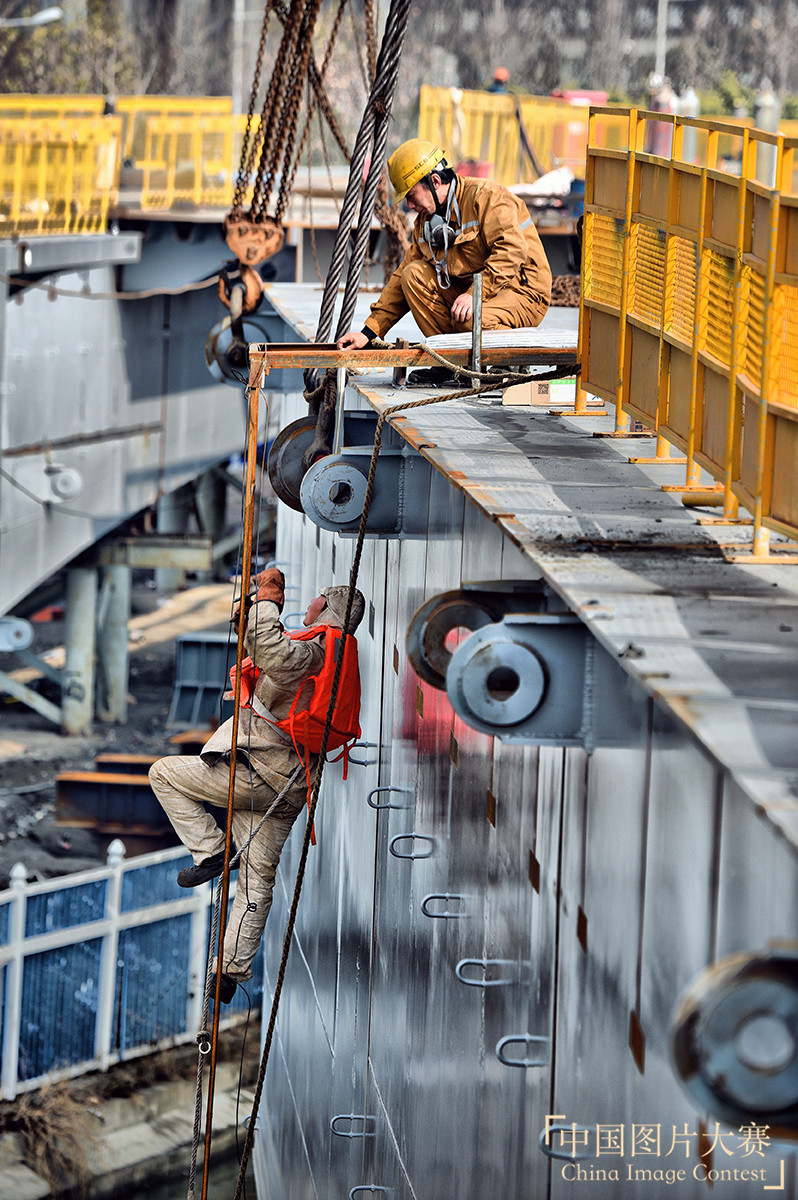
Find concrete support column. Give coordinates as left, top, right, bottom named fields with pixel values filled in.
left=97, top=563, right=131, bottom=724
left=155, top=484, right=190, bottom=592
left=194, top=469, right=227, bottom=580
left=62, top=566, right=98, bottom=734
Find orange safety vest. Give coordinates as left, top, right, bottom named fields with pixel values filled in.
left=229, top=623, right=362, bottom=796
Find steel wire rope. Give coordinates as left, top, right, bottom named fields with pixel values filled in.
left=193, top=360, right=265, bottom=1200
left=311, top=0, right=412, bottom=349
left=0, top=271, right=221, bottom=301
left=229, top=362, right=567, bottom=1200
left=186, top=378, right=253, bottom=1200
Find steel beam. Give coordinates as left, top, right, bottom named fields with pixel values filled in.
left=249, top=341, right=578, bottom=374
left=97, top=535, right=213, bottom=570
left=96, top=564, right=131, bottom=724
left=0, top=668, right=61, bottom=726
left=62, top=567, right=97, bottom=736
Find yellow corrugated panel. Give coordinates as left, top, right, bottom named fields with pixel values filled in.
left=665, top=236, right=697, bottom=343
left=116, top=95, right=233, bottom=161
left=773, top=283, right=798, bottom=407
left=0, top=94, right=105, bottom=119
left=703, top=248, right=735, bottom=365
left=583, top=213, right=624, bottom=308
left=628, top=223, right=666, bottom=324
left=139, top=114, right=257, bottom=211
left=418, top=85, right=627, bottom=185
left=0, top=117, right=120, bottom=236
left=741, top=264, right=765, bottom=389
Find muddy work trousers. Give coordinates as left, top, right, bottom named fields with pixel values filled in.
left=149, top=755, right=305, bottom=983
left=399, top=258, right=548, bottom=337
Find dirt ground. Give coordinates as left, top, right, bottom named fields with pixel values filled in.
left=0, top=580, right=237, bottom=890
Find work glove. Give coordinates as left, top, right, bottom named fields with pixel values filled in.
left=231, top=591, right=252, bottom=636
left=255, top=567, right=285, bottom=612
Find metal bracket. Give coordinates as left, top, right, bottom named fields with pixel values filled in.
left=367, top=786, right=412, bottom=810
left=409, top=586, right=638, bottom=750
left=347, top=741, right=379, bottom=767
left=389, top=833, right=436, bottom=860
left=330, top=1114, right=376, bottom=1138
left=268, top=411, right=382, bottom=514
left=406, top=581, right=548, bottom=690
left=421, top=893, right=467, bottom=919
left=455, top=958, right=519, bottom=987
left=298, top=412, right=432, bottom=537
left=495, top=1034, right=548, bottom=1067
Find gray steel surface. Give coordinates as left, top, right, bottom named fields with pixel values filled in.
left=251, top=289, right=798, bottom=1198
left=0, top=233, right=280, bottom=616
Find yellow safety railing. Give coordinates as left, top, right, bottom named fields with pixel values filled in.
left=138, top=113, right=258, bottom=210
left=579, top=107, right=798, bottom=559
left=114, top=95, right=233, bottom=163
left=0, top=116, right=122, bottom=236
left=0, top=94, right=106, bottom=119
left=418, top=85, right=628, bottom=183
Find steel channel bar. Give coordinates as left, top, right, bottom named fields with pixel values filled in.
left=249, top=342, right=578, bottom=373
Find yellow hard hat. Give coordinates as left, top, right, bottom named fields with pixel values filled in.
left=387, top=139, right=447, bottom=203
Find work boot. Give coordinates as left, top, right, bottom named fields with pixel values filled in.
left=177, top=849, right=228, bottom=888
left=209, top=973, right=238, bottom=1005
left=408, top=365, right=466, bottom=388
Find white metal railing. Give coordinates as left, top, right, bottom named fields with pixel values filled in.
left=0, top=840, right=247, bottom=1099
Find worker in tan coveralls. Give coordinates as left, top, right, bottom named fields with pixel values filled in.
left=149, top=568, right=365, bottom=1003
left=337, top=138, right=552, bottom=379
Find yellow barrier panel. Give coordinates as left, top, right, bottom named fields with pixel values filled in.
left=138, top=113, right=258, bottom=210
left=114, top=95, right=233, bottom=164
left=580, top=107, right=798, bottom=558
left=0, top=117, right=121, bottom=236
left=418, top=84, right=628, bottom=183
left=0, top=94, right=106, bottom=119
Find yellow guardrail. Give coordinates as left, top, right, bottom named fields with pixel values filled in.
left=0, top=94, right=106, bottom=119
left=138, top=113, right=259, bottom=210
left=578, top=107, right=798, bottom=560
left=0, top=116, right=121, bottom=236
left=114, top=95, right=233, bottom=163
left=418, top=85, right=628, bottom=183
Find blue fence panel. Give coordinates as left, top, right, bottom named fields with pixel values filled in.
left=115, top=914, right=192, bottom=1051
left=120, top=855, right=193, bottom=913
left=18, top=939, right=103, bottom=1081
left=25, top=880, right=107, bottom=936
left=0, top=900, right=9, bottom=947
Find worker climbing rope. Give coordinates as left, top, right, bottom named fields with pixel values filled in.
left=337, top=137, right=553, bottom=385
left=148, top=568, right=365, bottom=1002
